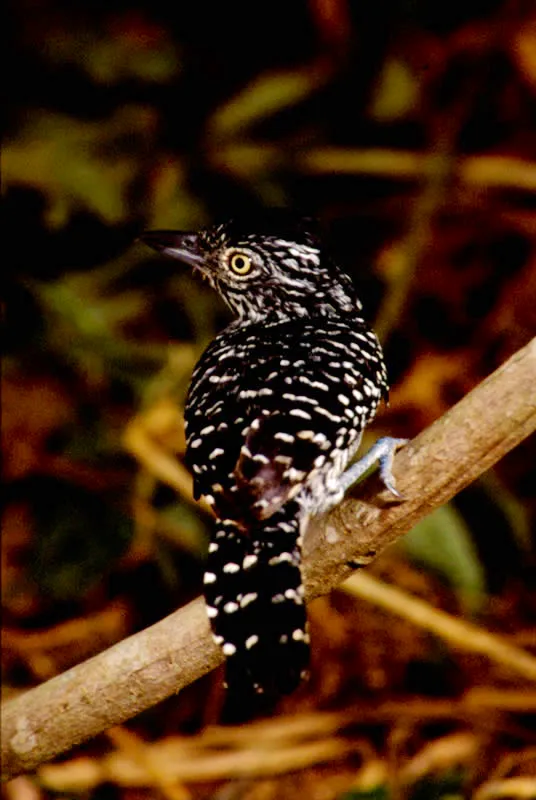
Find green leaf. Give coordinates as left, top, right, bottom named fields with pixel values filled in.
left=158, top=502, right=208, bottom=557
left=338, top=786, right=389, bottom=800
left=3, top=107, right=157, bottom=226
left=409, top=768, right=465, bottom=800
left=370, top=58, right=418, bottom=121
left=208, top=67, right=324, bottom=140
left=44, top=20, right=180, bottom=85
left=479, top=471, right=531, bottom=551
left=30, top=478, right=133, bottom=601
left=403, top=504, right=486, bottom=613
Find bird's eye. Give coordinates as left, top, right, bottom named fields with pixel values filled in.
left=229, top=252, right=253, bottom=276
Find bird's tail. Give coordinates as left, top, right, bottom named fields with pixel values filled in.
left=203, top=503, right=309, bottom=721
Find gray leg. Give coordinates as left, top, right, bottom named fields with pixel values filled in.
left=339, top=437, right=408, bottom=498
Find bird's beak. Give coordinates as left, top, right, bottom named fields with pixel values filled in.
left=139, top=231, right=204, bottom=269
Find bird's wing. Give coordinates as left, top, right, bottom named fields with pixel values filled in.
left=233, top=375, right=354, bottom=520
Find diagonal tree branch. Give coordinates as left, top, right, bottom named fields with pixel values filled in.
left=2, top=337, right=535, bottom=782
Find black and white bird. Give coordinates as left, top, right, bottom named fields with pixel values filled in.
left=141, top=212, right=406, bottom=716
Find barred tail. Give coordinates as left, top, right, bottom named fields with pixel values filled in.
left=203, top=503, right=309, bottom=720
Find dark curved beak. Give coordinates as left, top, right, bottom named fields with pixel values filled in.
left=139, top=230, right=204, bottom=269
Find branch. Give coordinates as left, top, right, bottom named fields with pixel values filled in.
left=2, top=338, right=535, bottom=781
left=212, top=146, right=536, bottom=193
left=343, top=573, right=536, bottom=681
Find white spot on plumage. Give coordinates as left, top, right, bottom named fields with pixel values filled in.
left=275, top=454, right=292, bottom=464
left=240, top=592, right=258, bottom=607
left=275, top=432, right=294, bottom=443
left=268, top=551, right=294, bottom=566
left=290, top=409, right=312, bottom=420
left=285, top=467, right=306, bottom=481
left=297, top=430, right=315, bottom=440
left=299, top=376, right=330, bottom=392
left=278, top=522, right=295, bottom=533
left=314, top=406, right=341, bottom=423
left=300, top=395, right=320, bottom=406
left=223, top=562, right=240, bottom=573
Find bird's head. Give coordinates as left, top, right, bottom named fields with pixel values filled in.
left=140, top=211, right=361, bottom=322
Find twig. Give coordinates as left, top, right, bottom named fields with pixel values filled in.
left=36, top=697, right=536, bottom=791
left=303, top=149, right=536, bottom=192
left=37, top=736, right=357, bottom=789
left=104, top=727, right=191, bottom=800
left=1, top=337, right=535, bottom=781
left=474, top=777, right=536, bottom=799
left=342, top=573, right=536, bottom=681
left=213, top=145, right=536, bottom=192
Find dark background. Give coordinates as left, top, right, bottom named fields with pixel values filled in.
left=3, top=1, right=536, bottom=797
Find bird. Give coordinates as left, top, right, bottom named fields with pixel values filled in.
left=141, top=211, right=406, bottom=718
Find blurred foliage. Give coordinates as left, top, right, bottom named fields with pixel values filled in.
left=30, top=477, right=133, bottom=601
left=370, top=58, right=420, bottom=122
left=208, top=67, right=329, bottom=142
left=2, top=0, right=536, bottom=797
left=401, top=504, right=486, bottom=613
left=42, top=13, right=180, bottom=84
left=4, top=106, right=158, bottom=227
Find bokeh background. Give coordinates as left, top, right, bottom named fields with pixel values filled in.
left=3, top=0, right=536, bottom=798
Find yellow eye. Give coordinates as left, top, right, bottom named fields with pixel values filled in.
left=229, top=252, right=253, bottom=275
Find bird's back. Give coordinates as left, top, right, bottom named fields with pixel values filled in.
left=185, top=312, right=387, bottom=524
